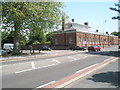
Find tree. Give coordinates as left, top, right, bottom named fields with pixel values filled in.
left=111, top=31, right=119, bottom=36
left=46, top=31, right=53, bottom=43
left=110, top=1, right=120, bottom=20
left=1, top=30, right=28, bottom=47
left=110, top=1, right=120, bottom=42
left=2, top=2, right=65, bottom=54
left=2, top=31, right=14, bottom=45
left=29, top=29, right=46, bottom=44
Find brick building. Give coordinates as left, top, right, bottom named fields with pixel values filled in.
left=52, top=22, right=118, bottom=49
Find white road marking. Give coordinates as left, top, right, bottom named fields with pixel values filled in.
left=75, top=63, right=98, bottom=73
left=2, top=62, right=31, bottom=67
left=55, top=51, right=60, bottom=52
left=36, top=64, right=56, bottom=69
left=0, top=66, right=2, bottom=68
left=104, top=57, right=118, bottom=64
left=15, top=68, right=34, bottom=74
left=90, top=55, right=97, bottom=56
left=0, top=64, right=9, bottom=68
left=69, top=56, right=87, bottom=62
left=104, top=57, right=114, bottom=62
left=67, top=56, right=77, bottom=60
left=55, top=57, right=118, bottom=88
left=36, top=81, right=55, bottom=88
left=15, top=64, right=57, bottom=74
left=75, top=57, right=118, bottom=74
left=52, top=59, right=61, bottom=63
left=70, top=59, right=79, bottom=62
left=83, top=56, right=87, bottom=58
left=31, top=61, right=35, bottom=69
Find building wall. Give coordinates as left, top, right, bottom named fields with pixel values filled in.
left=65, top=32, right=76, bottom=46
left=52, top=33, right=65, bottom=46
left=52, top=31, right=119, bottom=49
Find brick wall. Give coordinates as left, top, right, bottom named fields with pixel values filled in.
left=52, top=31, right=119, bottom=49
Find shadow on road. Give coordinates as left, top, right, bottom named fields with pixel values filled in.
left=85, top=50, right=120, bottom=57
left=87, top=71, right=120, bottom=87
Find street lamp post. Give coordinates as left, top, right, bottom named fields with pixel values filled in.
left=103, top=20, right=107, bottom=35
left=102, top=20, right=107, bottom=48
left=106, top=32, right=110, bottom=47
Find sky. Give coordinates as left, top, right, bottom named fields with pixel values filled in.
left=62, top=1, right=118, bottom=34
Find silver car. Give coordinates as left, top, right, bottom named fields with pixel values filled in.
left=0, top=49, right=8, bottom=56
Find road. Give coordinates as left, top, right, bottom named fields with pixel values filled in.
left=1, top=46, right=119, bottom=89
left=65, top=57, right=119, bottom=88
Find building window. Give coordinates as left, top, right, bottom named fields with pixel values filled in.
left=68, top=37, right=72, bottom=44
left=79, top=38, right=81, bottom=44
left=55, top=38, right=58, bottom=45
left=66, top=24, right=72, bottom=29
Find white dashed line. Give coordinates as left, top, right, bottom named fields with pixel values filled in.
left=36, top=81, right=55, bottom=88
left=83, top=56, right=87, bottom=58
left=67, top=56, right=77, bottom=60
left=52, top=59, right=61, bottom=63
left=75, top=63, right=98, bottom=73
left=69, top=55, right=87, bottom=62
left=55, top=51, right=60, bottom=52
left=31, top=61, right=36, bottom=69
left=15, top=64, right=57, bottom=74
left=37, top=64, right=56, bottom=69
left=15, top=68, right=34, bottom=74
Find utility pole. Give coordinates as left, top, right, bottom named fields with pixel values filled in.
left=103, top=20, right=107, bottom=35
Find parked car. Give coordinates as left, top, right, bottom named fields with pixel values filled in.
left=70, top=46, right=86, bottom=50
left=88, top=45, right=101, bottom=52
left=38, top=46, right=52, bottom=51
left=0, top=49, right=8, bottom=56
left=3, top=43, right=14, bottom=53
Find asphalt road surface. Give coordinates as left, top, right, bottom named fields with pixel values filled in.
left=65, top=58, right=119, bottom=88
left=1, top=46, right=119, bottom=89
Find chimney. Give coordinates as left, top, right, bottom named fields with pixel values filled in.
left=84, top=22, right=88, bottom=26
left=106, top=32, right=108, bottom=34
left=96, top=30, right=98, bottom=32
left=62, top=16, right=65, bottom=31
left=71, top=19, right=74, bottom=22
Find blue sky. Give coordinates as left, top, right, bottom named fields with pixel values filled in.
left=62, top=2, right=118, bottom=34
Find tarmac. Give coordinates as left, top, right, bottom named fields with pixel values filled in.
left=1, top=45, right=118, bottom=62
left=64, top=57, right=119, bottom=89
left=1, top=45, right=119, bottom=89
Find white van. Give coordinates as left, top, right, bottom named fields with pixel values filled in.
left=3, top=43, right=14, bottom=52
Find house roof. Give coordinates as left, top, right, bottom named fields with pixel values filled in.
left=54, top=22, right=118, bottom=37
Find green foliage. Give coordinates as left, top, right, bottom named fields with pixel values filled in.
left=44, top=41, right=51, bottom=44
left=2, top=2, right=66, bottom=53
left=2, top=31, right=14, bottom=44
left=109, top=2, right=120, bottom=20
left=29, top=29, right=46, bottom=44
left=46, top=32, right=53, bottom=42
left=2, top=30, right=28, bottom=46
left=19, top=33, right=28, bottom=46
left=111, top=31, right=119, bottom=36
left=32, top=40, right=40, bottom=45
